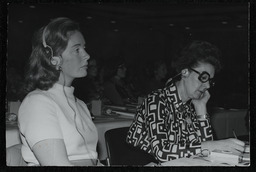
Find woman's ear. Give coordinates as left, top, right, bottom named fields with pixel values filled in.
left=181, top=69, right=189, bottom=77
left=50, top=56, right=62, bottom=66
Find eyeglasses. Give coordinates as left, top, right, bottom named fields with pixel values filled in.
left=189, top=68, right=215, bottom=87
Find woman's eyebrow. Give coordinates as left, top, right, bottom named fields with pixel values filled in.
left=71, top=43, right=82, bottom=48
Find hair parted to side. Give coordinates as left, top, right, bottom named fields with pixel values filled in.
left=24, top=17, right=80, bottom=93
left=172, top=40, right=222, bottom=74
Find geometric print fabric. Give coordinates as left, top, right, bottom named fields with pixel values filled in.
left=126, top=79, right=213, bottom=162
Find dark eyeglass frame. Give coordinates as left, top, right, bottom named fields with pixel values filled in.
left=189, top=68, right=215, bottom=87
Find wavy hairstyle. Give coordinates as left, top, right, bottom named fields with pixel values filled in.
left=24, top=17, right=80, bottom=93
left=172, top=40, right=222, bottom=74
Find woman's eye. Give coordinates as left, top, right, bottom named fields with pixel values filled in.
left=74, top=46, right=85, bottom=54
left=201, top=75, right=208, bottom=81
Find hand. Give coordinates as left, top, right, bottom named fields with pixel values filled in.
left=201, top=138, right=245, bottom=155
left=192, top=90, right=210, bottom=116
left=192, top=90, right=210, bottom=106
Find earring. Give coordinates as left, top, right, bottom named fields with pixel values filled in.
left=57, top=66, right=62, bottom=71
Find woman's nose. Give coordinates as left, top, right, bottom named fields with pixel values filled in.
left=204, top=81, right=211, bottom=89
left=82, top=49, right=90, bottom=60
left=85, top=53, right=90, bottom=60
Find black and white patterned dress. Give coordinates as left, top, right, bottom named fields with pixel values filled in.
left=126, top=79, right=213, bottom=162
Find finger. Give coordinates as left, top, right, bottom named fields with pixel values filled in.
left=231, top=138, right=245, bottom=147
left=230, top=142, right=245, bottom=153
left=234, top=145, right=245, bottom=153
left=204, top=90, right=210, bottom=96
left=229, top=148, right=242, bottom=155
left=221, top=146, right=242, bottom=154
left=204, top=90, right=210, bottom=100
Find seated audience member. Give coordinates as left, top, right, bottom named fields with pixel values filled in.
left=124, top=64, right=145, bottom=98
left=6, top=67, right=24, bottom=101
left=18, top=17, right=101, bottom=166
left=145, top=60, right=168, bottom=94
left=102, top=58, right=136, bottom=105
left=73, top=58, right=103, bottom=104
left=126, top=40, right=245, bottom=163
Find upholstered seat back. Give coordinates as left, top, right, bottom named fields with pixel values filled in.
left=105, top=127, right=158, bottom=166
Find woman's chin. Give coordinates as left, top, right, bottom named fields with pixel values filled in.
left=76, top=71, right=87, bottom=78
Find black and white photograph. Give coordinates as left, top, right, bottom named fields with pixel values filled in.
left=3, top=0, right=252, bottom=168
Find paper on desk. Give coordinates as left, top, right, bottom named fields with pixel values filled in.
left=202, top=149, right=250, bottom=166
left=206, top=150, right=239, bottom=165
left=112, top=110, right=135, bottom=118
left=104, top=105, right=127, bottom=111
left=160, top=149, right=250, bottom=167
left=104, top=105, right=137, bottom=113
left=160, top=157, right=231, bottom=166
left=244, top=144, right=250, bottom=153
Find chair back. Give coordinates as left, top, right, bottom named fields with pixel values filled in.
left=6, top=144, right=27, bottom=166
left=104, top=127, right=158, bottom=166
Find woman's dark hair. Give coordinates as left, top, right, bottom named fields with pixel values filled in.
left=172, top=40, right=222, bottom=74
left=152, top=60, right=166, bottom=75
left=24, top=17, right=80, bottom=93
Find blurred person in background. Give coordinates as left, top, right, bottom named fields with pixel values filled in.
left=102, top=57, right=136, bottom=106
left=145, top=60, right=168, bottom=94
left=73, top=58, right=103, bottom=104
left=6, top=67, right=24, bottom=101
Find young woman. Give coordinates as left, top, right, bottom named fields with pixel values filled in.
left=18, top=17, right=100, bottom=166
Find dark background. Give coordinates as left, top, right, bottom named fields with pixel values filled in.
left=6, top=2, right=249, bottom=109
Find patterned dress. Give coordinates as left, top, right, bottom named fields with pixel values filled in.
left=126, top=79, right=213, bottom=162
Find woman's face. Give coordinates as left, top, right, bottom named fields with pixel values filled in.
left=60, top=31, right=90, bottom=82
left=117, top=65, right=127, bottom=78
left=88, top=59, right=98, bottom=77
left=183, top=62, right=215, bottom=100
left=156, top=64, right=167, bottom=79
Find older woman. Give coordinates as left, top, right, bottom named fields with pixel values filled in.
left=18, top=17, right=100, bottom=166
left=126, top=40, right=245, bottom=163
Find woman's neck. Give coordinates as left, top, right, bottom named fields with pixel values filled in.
left=114, top=75, right=121, bottom=80
left=57, top=73, right=73, bottom=87
left=175, top=80, right=189, bottom=103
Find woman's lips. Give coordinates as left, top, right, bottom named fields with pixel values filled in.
left=81, top=64, right=87, bottom=68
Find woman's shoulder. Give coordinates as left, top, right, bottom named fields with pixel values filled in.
left=22, top=89, right=54, bottom=104
left=26, top=89, right=47, bottom=97
left=145, top=89, right=164, bottom=102
left=146, top=86, right=174, bottom=103
left=19, top=89, right=58, bottom=117
left=148, top=87, right=167, bottom=96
